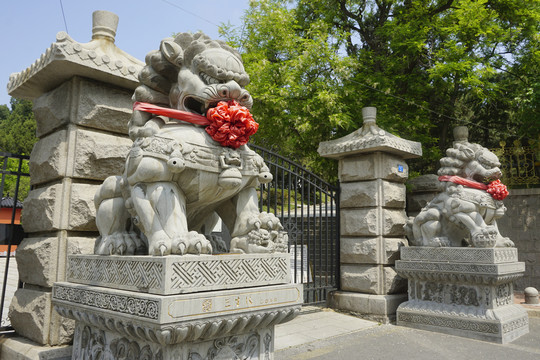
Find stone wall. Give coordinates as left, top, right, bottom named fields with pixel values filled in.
left=496, top=188, right=540, bottom=290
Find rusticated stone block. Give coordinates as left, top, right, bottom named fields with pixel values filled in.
left=341, top=265, right=406, bottom=295
left=382, top=181, right=406, bottom=208
left=33, top=77, right=132, bottom=138
left=341, top=209, right=407, bottom=236
left=33, top=81, right=72, bottom=137
left=73, top=129, right=131, bottom=180
left=22, top=184, right=61, bottom=233
left=341, top=208, right=378, bottom=236
left=22, top=183, right=99, bottom=233
left=384, top=209, right=407, bottom=236
left=339, top=153, right=409, bottom=183
left=16, top=237, right=58, bottom=288
left=340, top=237, right=406, bottom=265
left=341, top=237, right=379, bottom=264
left=75, top=77, right=133, bottom=134
left=68, top=184, right=99, bottom=231
left=340, top=181, right=378, bottom=208
left=67, top=237, right=97, bottom=256
left=8, top=289, right=51, bottom=345
left=29, top=130, right=68, bottom=185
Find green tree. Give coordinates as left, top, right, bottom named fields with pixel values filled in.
left=0, top=98, right=37, bottom=155
left=0, top=98, right=36, bottom=200
left=223, top=0, right=539, bottom=180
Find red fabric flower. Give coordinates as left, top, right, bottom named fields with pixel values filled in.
left=205, top=100, right=259, bottom=148
left=486, top=179, right=509, bottom=200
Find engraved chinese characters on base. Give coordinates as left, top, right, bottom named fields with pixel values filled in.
left=396, top=247, right=528, bottom=343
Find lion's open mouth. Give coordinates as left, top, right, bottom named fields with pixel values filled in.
left=184, top=96, right=221, bottom=116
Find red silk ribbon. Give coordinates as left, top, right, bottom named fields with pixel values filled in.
left=133, top=101, right=211, bottom=126
left=438, top=175, right=508, bottom=200
left=133, top=100, right=259, bottom=149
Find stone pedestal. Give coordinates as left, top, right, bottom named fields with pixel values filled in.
left=3, top=10, right=144, bottom=355
left=395, top=247, right=529, bottom=343
left=52, top=253, right=301, bottom=359
left=318, top=107, right=421, bottom=322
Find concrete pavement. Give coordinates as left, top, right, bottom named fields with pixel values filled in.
left=275, top=305, right=540, bottom=360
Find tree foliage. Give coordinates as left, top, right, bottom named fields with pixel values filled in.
left=0, top=98, right=37, bottom=155
left=222, top=0, right=540, bottom=181
left=0, top=98, right=36, bottom=200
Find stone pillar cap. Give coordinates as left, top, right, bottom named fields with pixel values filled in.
left=318, top=106, right=422, bottom=159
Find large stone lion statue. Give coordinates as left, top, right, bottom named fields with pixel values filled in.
left=93, top=32, right=288, bottom=256
left=405, top=127, right=513, bottom=248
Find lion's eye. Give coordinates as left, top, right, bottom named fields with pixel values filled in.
left=200, top=72, right=219, bottom=85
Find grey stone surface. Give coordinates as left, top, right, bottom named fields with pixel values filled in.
left=497, top=188, right=540, bottom=291
left=8, top=289, right=51, bottom=345
left=340, top=181, right=405, bottom=208
left=340, top=237, right=405, bottom=265
left=327, top=292, right=407, bottom=323
left=29, top=130, right=68, bottom=185
left=67, top=253, right=291, bottom=295
left=22, top=183, right=98, bottom=233
left=341, top=208, right=407, bottom=237
left=73, top=129, right=131, bottom=180
left=16, top=237, right=58, bottom=288
left=341, top=265, right=406, bottom=295
left=0, top=337, right=72, bottom=360
left=396, top=246, right=529, bottom=343
left=338, top=153, right=410, bottom=183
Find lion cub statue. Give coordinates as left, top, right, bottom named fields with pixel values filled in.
left=405, top=127, right=513, bottom=248
left=93, top=32, right=288, bottom=256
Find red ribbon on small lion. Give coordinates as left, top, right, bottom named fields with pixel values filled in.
left=133, top=100, right=259, bottom=149
left=438, top=175, right=509, bottom=200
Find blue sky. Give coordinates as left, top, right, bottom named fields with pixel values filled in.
left=0, top=0, right=250, bottom=107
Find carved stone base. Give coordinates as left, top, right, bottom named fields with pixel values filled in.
left=52, top=254, right=302, bottom=359
left=395, top=246, right=529, bottom=343
left=72, top=322, right=273, bottom=359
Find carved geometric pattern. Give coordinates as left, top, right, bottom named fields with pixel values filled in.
left=170, top=257, right=288, bottom=289
left=68, top=254, right=290, bottom=295
left=68, top=257, right=164, bottom=289
left=54, top=285, right=159, bottom=320
left=398, top=312, right=500, bottom=334
left=401, top=247, right=518, bottom=264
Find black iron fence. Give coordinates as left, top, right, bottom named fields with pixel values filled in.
left=251, top=145, right=340, bottom=304
left=0, top=152, right=30, bottom=332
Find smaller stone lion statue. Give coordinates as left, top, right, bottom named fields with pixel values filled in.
left=405, top=127, right=513, bottom=248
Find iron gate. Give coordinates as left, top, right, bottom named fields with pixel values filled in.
left=0, top=152, right=29, bottom=333
left=251, top=145, right=340, bottom=304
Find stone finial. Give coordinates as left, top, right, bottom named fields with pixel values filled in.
left=92, top=10, right=119, bottom=42
left=453, top=126, right=469, bottom=143
left=362, top=107, right=377, bottom=125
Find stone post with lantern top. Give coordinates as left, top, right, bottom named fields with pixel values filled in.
left=318, top=107, right=422, bottom=323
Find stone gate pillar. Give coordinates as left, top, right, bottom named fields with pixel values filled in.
left=3, top=11, right=143, bottom=358
left=318, top=107, right=421, bottom=322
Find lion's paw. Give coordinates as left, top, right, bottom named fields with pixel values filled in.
left=95, top=232, right=143, bottom=255
left=172, top=231, right=212, bottom=255
left=148, top=230, right=173, bottom=256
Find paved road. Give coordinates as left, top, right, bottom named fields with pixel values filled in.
left=275, top=307, right=540, bottom=360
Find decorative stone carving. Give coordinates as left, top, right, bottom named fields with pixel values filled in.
left=405, top=126, right=513, bottom=248
left=93, top=32, right=288, bottom=256
left=396, top=247, right=528, bottom=343
left=66, top=253, right=290, bottom=294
